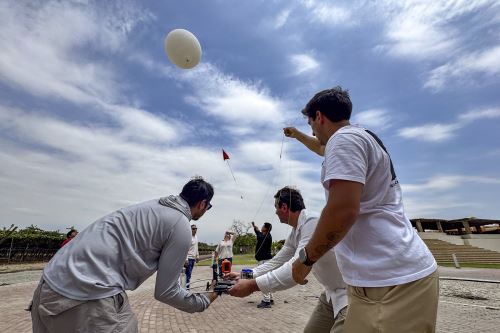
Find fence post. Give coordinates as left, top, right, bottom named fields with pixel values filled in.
left=7, top=237, right=14, bottom=264
left=452, top=253, right=461, bottom=269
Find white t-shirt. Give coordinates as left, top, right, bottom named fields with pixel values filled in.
left=187, top=235, right=199, bottom=260
left=216, top=237, right=233, bottom=259
left=322, top=125, right=436, bottom=287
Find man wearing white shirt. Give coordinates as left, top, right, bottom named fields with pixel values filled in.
left=185, top=224, right=199, bottom=290
left=291, top=86, right=438, bottom=332
left=228, top=186, right=348, bottom=333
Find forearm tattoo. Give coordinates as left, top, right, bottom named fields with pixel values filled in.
left=313, top=232, right=343, bottom=259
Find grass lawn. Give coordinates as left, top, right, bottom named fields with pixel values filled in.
left=197, top=254, right=258, bottom=267
left=440, top=263, right=500, bottom=269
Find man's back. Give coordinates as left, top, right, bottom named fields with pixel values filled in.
left=43, top=199, right=191, bottom=300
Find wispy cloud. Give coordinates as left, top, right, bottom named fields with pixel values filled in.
left=352, top=109, right=392, bottom=132
left=289, top=54, right=320, bottom=76
left=300, top=0, right=353, bottom=26
left=399, top=107, right=500, bottom=142
left=402, top=174, right=500, bottom=193
left=133, top=57, right=288, bottom=129
left=0, top=0, right=153, bottom=105
left=274, top=9, right=292, bottom=29
left=425, top=46, right=500, bottom=90
left=375, top=0, right=497, bottom=60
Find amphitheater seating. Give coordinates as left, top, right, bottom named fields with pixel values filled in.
left=423, top=239, right=500, bottom=264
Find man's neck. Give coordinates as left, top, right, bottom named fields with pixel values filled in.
left=325, top=120, right=350, bottom=141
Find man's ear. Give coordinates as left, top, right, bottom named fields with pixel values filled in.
left=316, top=110, right=325, bottom=124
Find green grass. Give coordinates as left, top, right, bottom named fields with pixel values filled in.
left=440, top=263, right=500, bottom=269
left=197, top=254, right=258, bottom=267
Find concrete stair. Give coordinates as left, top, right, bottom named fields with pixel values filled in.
left=423, top=239, right=500, bottom=264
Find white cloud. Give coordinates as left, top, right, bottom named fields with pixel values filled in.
left=274, top=9, right=292, bottom=29
left=425, top=46, right=500, bottom=90
left=300, top=0, right=353, bottom=26
left=289, top=54, right=320, bottom=76
left=352, top=109, right=392, bottom=131
left=375, top=0, right=496, bottom=60
left=399, top=106, right=500, bottom=142
left=398, top=123, right=461, bottom=142
left=0, top=0, right=153, bottom=105
left=401, top=174, right=500, bottom=218
left=133, top=58, right=287, bottom=127
left=0, top=105, right=321, bottom=243
left=458, top=107, right=500, bottom=122
left=403, top=175, right=500, bottom=193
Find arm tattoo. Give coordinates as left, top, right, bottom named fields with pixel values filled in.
left=313, top=244, right=330, bottom=258
left=313, top=232, right=343, bottom=258
left=326, top=232, right=343, bottom=244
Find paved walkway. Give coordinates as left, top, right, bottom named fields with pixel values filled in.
left=1, top=266, right=499, bottom=332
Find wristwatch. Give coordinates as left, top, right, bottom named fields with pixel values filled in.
left=298, top=247, right=315, bottom=266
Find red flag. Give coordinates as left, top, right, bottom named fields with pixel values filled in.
left=222, top=149, right=230, bottom=161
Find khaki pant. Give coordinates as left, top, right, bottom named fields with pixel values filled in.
left=30, top=279, right=138, bottom=333
left=304, top=291, right=347, bottom=333
left=344, top=270, right=439, bottom=333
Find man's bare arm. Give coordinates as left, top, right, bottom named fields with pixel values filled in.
left=305, top=179, right=362, bottom=261
left=284, top=127, right=325, bottom=156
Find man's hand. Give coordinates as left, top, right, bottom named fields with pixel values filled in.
left=228, top=279, right=259, bottom=298
left=183, top=260, right=189, bottom=268
left=291, top=258, right=312, bottom=285
left=284, top=127, right=299, bottom=138
left=206, top=292, right=218, bottom=303
left=223, top=271, right=240, bottom=280
left=195, top=258, right=199, bottom=263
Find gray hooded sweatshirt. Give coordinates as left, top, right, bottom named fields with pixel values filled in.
left=42, top=196, right=210, bottom=313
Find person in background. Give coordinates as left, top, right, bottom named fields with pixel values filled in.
left=60, top=229, right=78, bottom=248
left=252, top=221, right=273, bottom=308
left=214, top=230, right=234, bottom=277
left=184, top=224, right=199, bottom=290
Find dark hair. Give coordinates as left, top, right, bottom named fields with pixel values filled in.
left=274, top=186, right=305, bottom=212
left=66, top=229, right=77, bottom=238
left=180, top=177, right=214, bottom=208
left=263, top=222, right=272, bottom=232
left=301, top=86, right=352, bottom=122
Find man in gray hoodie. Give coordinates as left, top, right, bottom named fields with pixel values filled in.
left=30, top=177, right=217, bottom=333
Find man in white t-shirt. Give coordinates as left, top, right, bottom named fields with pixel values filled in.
left=184, top=224, right=199, bottom=290
left=289, top=86, right=439, bottom=333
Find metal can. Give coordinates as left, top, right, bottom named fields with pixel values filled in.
left=240, top=268, right=254, bottom=279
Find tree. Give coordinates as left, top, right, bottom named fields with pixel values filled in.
left=230, top=219, right=252, bottom=237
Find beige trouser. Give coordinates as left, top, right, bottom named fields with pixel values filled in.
left=304, top=291, right=347, bottom=333
left=30, top=279, right=138, bottom=333
left=344, top=270, right=439, bottom=333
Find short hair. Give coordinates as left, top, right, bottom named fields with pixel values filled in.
left=263, top=222, right=272, bottom=232
left=301, top=86, right=352, bottom=122
left=66, top=229, right=77, bottom=238
left=180, top=177, right=214, bottom=208
left=274, top=186, right=305, bottom=212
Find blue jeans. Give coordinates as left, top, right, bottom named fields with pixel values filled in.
left=185, top=259, right=196, bottom=290
left=217, top=257, right=232, bottom=277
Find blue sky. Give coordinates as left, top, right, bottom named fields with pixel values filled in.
left=1, top=0, right=499, bottom=244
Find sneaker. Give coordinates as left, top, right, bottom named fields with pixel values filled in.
left=257, top=301, right=272, bottom=309
left=270, top=299, right=274, bottom=305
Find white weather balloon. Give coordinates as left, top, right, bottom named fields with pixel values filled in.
left=164, top=29, right=202, bottom=69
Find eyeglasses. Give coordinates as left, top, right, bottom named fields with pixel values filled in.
left=191, top=228, right=197, bottom=230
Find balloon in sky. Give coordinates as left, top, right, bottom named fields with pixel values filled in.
left=164, top=29, right=202, bottom=69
